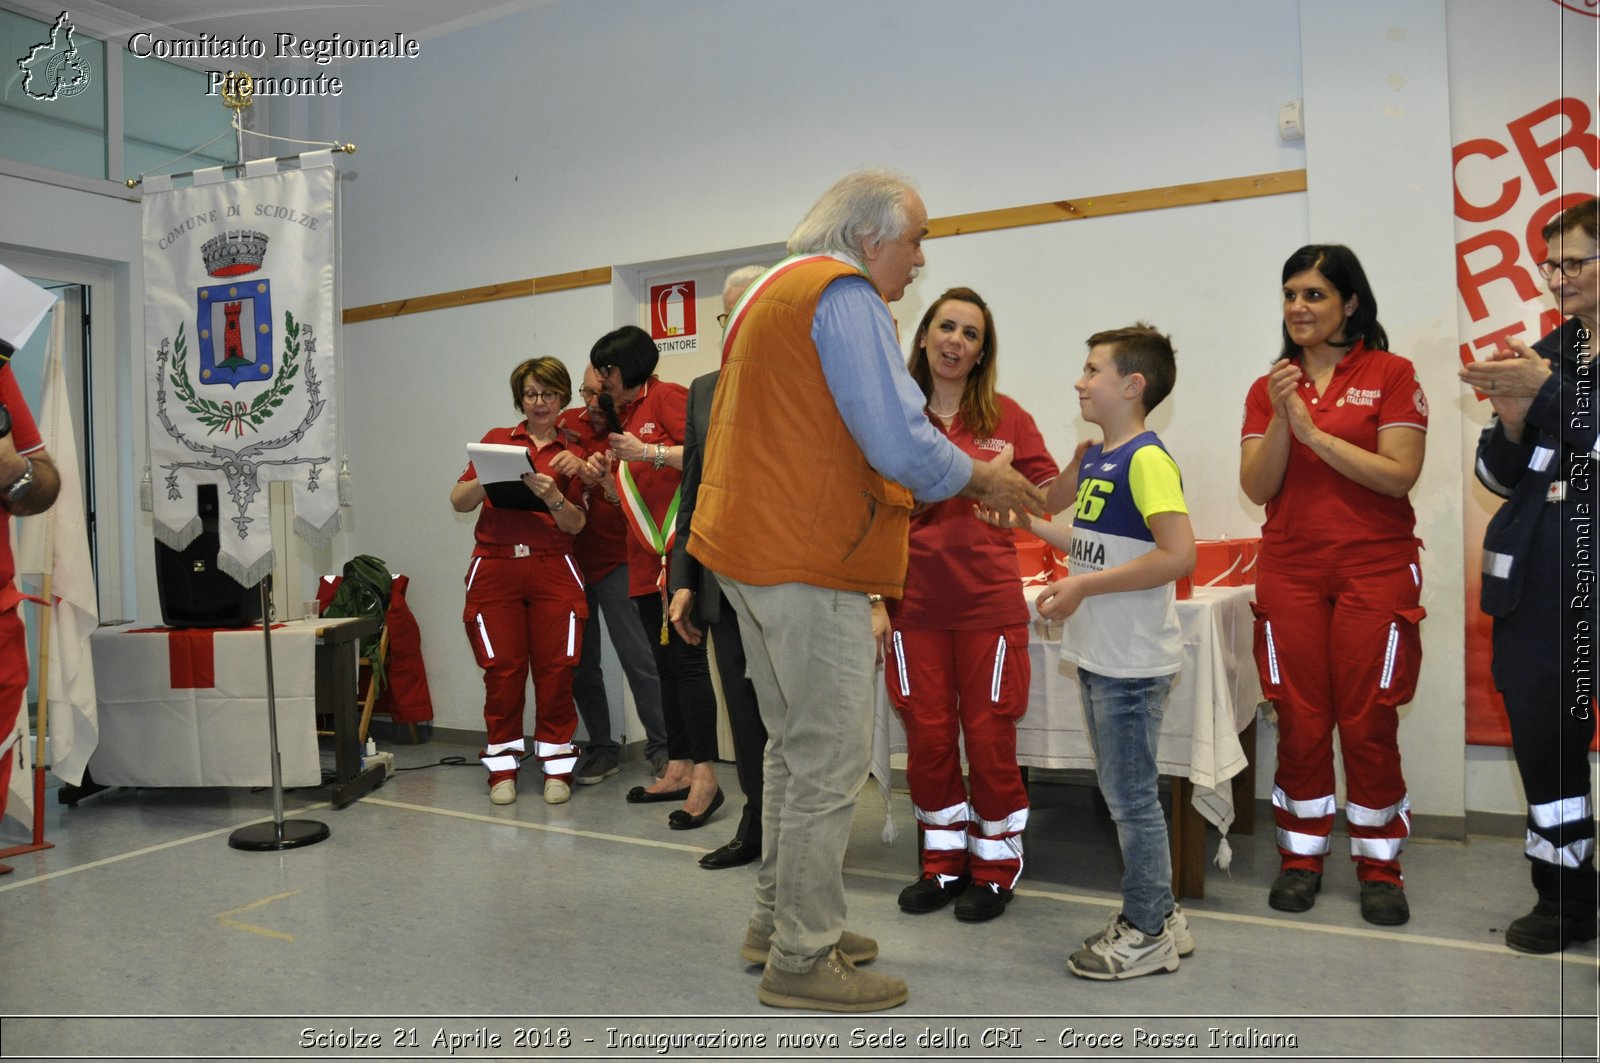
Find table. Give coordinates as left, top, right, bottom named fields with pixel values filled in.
left=86, top=617, right=383, bottom=805
left=872, top=584, right=1263, bottom=898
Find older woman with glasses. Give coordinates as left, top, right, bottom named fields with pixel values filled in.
left=1461, top=197, right=1600, bottom=955
left=452, top=356, right=590, bottom=806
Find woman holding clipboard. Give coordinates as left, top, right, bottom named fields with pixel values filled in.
left=452, top=356, right=590, bottom=807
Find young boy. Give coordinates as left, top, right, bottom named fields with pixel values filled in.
left=1027, top=324, right=1197, bottom=980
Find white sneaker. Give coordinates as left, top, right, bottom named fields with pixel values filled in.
left=1083, top=904, right=1194, bottom=957
left=543, top=778, right=571, bottom=805
left=1068, top=916, right=1180, bottom=980
left=489, top=779, right=516, bottom=805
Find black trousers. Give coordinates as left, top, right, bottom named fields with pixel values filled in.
left=708, top=597, right=768, bottom=838
left=1491, top=529, right=1599, bottom=908
left=635, top=592, right=718, bottom=764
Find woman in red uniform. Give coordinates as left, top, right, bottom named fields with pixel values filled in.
left=591, top=325, right=723, bottom=830
left=452, top=357, right=589, bottom=807
left=1240, top=245, right=1428, bottom=926
left=885, top=287, right=1064, bottom=923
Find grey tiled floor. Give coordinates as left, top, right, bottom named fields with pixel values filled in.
left=0, top=739, right=1595, bottom=1062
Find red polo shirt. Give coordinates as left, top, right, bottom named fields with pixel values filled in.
left=459, top=421, right=586, bottom=556
left=556, top=406, right=628, bottom=582
left=0, top=365, right=42, bottom=612
left=1241, top=342, right=1428, bottom=575
left=892, top=394, right=1058, bottom=629
left=614, top=375, right=688, bottom=597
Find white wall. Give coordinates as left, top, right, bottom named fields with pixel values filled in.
left=5, top=0, right=1559, bottom=823
left=323, top=0, right=1316, bottom=747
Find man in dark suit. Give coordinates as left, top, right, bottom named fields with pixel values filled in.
left=668, top=264, right=767, bottom=869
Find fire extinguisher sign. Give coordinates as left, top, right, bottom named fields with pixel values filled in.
left=648, top=280, right=699, bottom=354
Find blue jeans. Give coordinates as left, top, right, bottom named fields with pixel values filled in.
left=1077, top=667, right=1175, bottom=936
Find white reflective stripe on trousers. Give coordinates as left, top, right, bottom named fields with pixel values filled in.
left=972, top=808, right=1029, bottom=837
left=536, top=740, right=577, bottom=776
left=970, top=833, right=1024, bottom=865
left=1277, top=827, right=1331, bottom=856
left=1350, top=835, right=1405, bottom=861
left=1379, top=622, right=1400, bottom=689
left=1526, top=831, right=1596, bottom=869
left=915, top=800, right=971, bottom=827
left=1530, top=794, right=1593, bottom=829
left=1263, top=619, right=1281, bottom=685
left=1345, top=795, right=1410, bottom=829
left=892, top=630, right=910, bottom=697
left=921, top=828, right=967, bottom=853
left=1273, top=785, right=1335, bottom=820
left=989, top=635, right=1006, bottom=702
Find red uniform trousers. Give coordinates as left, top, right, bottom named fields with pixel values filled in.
left=0, top=611, right=24, bottom=821
left=885, top=624, right=1031, bottom=889
left=462, top=551, right=587, bottom=787
left=1253, top=560, right=1424, bottom=886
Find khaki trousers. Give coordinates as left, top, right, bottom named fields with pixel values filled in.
left=717, top=577, right=875, bottom=973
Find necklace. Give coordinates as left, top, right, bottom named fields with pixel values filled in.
left=928, top=399, right=960, bottom=418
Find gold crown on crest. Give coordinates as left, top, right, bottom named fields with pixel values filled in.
left=202, top=230, right=269, bottom=277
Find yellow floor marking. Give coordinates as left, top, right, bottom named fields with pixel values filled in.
left=213, top=890, right=302, bottom=942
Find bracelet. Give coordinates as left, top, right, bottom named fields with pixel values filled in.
left=549, top=495, right=567, bottom=512
left=651, top=443, right=667, bottom=471
left=867, top=594, right=884, bottom=604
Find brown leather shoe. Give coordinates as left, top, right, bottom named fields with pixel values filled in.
left=756, top=948, right=907, bottom=1012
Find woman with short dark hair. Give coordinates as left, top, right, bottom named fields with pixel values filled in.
left=590, top=326, right=723, bottom=830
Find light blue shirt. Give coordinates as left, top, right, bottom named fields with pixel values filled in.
left=812, top=274, right=971, bottom=502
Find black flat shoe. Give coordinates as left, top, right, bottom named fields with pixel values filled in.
left=625, top=785, right=690, bottom=804
left=668, top=788, right=724, bottom=830
left=700, top=834, right=761, bottom=869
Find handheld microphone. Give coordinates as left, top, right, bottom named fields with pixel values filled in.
left=597, top=392, right=623, bottom=436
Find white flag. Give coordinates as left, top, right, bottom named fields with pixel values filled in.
left=142, top=157, right=340, bottom=587
left=15, top=302, right=100, bottom=787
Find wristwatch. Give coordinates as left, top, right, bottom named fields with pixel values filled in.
left=2, top=456, right=34, bottom=508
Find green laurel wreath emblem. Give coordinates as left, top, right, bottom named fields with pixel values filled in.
left=169, top=311, right=303, bottom=436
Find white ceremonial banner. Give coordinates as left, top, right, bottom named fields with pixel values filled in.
left=143, top=158, right=340, bottom=587
left=15, top=304, right=99, bottom=786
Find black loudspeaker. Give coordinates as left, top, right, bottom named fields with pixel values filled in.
left=155, top=483, right=263, bottom=629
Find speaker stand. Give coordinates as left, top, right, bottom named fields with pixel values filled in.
left=229, top=579, right=330, bottom=852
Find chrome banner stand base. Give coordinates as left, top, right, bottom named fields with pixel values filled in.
left=229, top=578, right=329, bottom=851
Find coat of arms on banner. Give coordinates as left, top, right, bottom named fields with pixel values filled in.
left=197, top=230, right=274, bottom=391
left=143, top=160, right=341, bottom=587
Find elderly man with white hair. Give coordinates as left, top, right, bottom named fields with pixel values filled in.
left=688, top=169, right=1045, bottom=1012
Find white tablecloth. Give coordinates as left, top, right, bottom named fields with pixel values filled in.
left=87, top=621, right=322, bottom=788
left=873, top=584, right=1262, bottom=834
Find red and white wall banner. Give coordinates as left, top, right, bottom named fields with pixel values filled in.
left=1449, top=0, right=1598, bottom=744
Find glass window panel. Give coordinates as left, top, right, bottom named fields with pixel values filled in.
left=0, top=8, right=107, bottom=179
left=124, top=57, right=234, bottom=181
